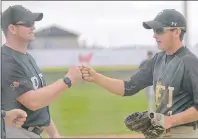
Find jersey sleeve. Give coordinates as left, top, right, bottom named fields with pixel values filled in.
left=123, top=54, right=157, bottom=96
left=183, top=55, right=198, bottom=111
left=2, top=59, right=34, bottom=97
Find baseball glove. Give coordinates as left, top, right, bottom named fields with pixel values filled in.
left=124, top=111, right=166, bottom=139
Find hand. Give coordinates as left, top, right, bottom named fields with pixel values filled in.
left=150, top=112, right=172, bottom=130
left=80, top=65, right=98, bottom=82
left=138, top=112, right=167, bottom=139
left=65, top=66, right=82, bottom=85
left=5, top=109, right=27, bottom=126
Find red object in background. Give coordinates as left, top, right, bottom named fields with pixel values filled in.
left=78, top=53, right=93, bottom=64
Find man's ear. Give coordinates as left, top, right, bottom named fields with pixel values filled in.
left=174, top=28, right=181, bottom=39
left=8, top=24, right=17, bottom=35
left=178, top=28, right=181, bottom=34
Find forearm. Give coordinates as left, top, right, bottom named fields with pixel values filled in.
left=44, top=119, right=60, bottom=138
left=170, top=106, right=198, bottom=127
left=18, top=79, right=68, bottom=111
left=94, top=73, right=125, bottom=96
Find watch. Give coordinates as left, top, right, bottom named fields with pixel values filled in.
left=63, top=77, right=72, bottom=88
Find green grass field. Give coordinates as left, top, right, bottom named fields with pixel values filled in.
left=40, top=65, right=138, bottom=73
left=41, top=71, right=147, bottom=137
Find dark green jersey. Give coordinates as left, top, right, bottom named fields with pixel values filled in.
left=1, top=45, right=50, bottom=127
left=124, top=46, right=198, bottom=126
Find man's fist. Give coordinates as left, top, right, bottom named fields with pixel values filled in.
left=5, top=109, right=27, bottom=126
left=65, top=66, right=83, bottom=85
left=80, top=65, right=98, bottom=82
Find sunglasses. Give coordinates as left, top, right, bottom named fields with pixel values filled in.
left=14, top=21, right=35, bottom=27
left=153, top=27, right=186, bottom=35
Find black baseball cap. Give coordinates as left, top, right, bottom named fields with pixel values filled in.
left=1, top=5, right=43, bottom=31
left=143, top=9, right=186, bottom=31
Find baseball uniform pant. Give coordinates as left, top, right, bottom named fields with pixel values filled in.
left=162, top=126, right=198, bottom=138
left=5, top=126, right=42, bottom=138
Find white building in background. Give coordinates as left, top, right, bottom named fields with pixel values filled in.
left=28, top=25, right=81, bottom=49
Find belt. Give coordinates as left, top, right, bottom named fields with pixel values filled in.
left=22, top=126, right=44, bottom=135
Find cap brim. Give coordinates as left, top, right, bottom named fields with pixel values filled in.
left=31, top=13, right=43, bottom=21
left=143, top=20, right=166, bottom=29
left=23, top=13, right=43, bottom=22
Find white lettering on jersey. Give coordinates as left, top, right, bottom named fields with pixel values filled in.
left=38, top=73, right=44, bottom=86
left=31, top=76, right=39, bottom=89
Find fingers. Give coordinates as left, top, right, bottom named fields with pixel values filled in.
left=14, top=109, right=27, bottom=126
left=13, top=120, right=25, bottom=126
left=82, top=73, right=90, bottom=77
left=12, top=117, right=26, bottom=126
left=15, top=109, right=27, bottom=118
left=81, top=69, right=89, bottom=74
left=82, top=77, right=91, bottom=81
left=80, top=66, right=90, bottom=73
left=81, top=65, right=91, bottom=70
left=67, top=65, right=94, bottom=82
left=81, top=67, right=90, bottom=79
left=16, top=117, right=27, bottom=122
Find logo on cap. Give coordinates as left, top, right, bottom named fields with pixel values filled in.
left=171, top=22, right=177, bottom=26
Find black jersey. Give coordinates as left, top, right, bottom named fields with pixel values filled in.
left=124, top=46, right=198, bottom=127
left=1, top=45, right=51, bottom=127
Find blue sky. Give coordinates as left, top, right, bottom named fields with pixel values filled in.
left=2, top=1, right=198, bottom=47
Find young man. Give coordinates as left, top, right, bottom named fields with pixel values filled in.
left=81, top=9, right=198, bottom=138
left=1, top=109, right=27, bottom=138
left=1, top=5, right=82, bottom=138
